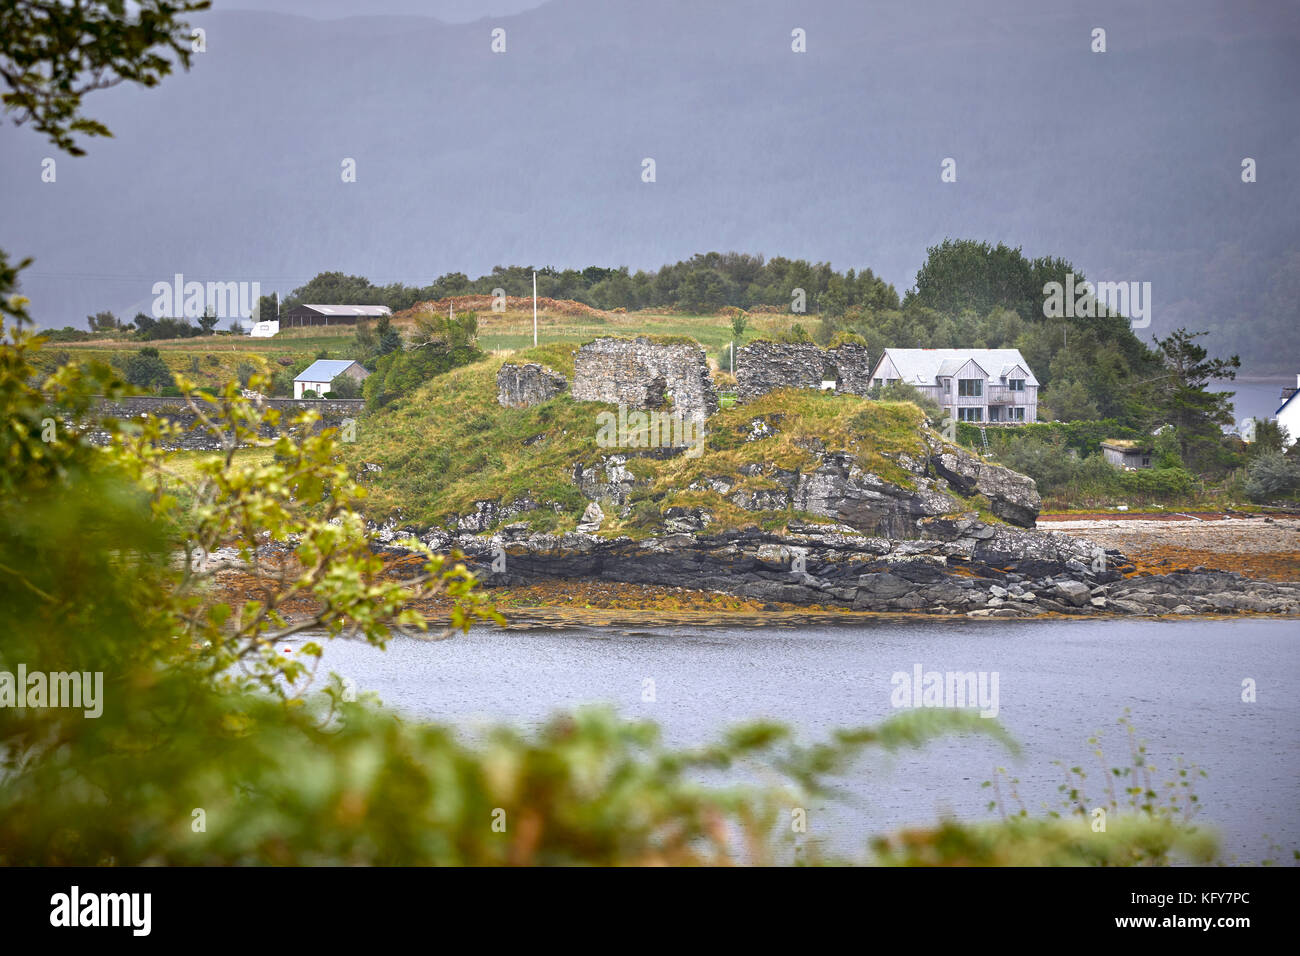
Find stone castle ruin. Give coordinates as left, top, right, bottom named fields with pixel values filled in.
left=496, top=337, right=876, bottom=416
left=570, top=337, right=718, bottom=420
left=733, top=341, right=873, bottom=401
left=496, top=362, right=567, bottom=408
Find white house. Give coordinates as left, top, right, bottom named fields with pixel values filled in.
left=293, top=359, right=369, bottom=399
left=1275, top=374, right=1300, bottom=449
left=867, top=348, right=1040, bottom=423
left=248, top=319, right=279, bottom=338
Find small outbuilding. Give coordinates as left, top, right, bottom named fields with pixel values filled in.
left=282, top=304, right=391, bottom=327
left=293, top=359, right=369, bottom=399
left=1100, top=439, right=1152, bottom=469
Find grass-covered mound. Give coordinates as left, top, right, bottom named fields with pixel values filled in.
left=345, top=342, right=934, bottom=535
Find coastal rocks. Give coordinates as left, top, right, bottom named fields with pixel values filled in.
left=792, top=452, right=957, bottom=537
left=1053, top=580, right=1092, bottom=607
left=734, top=341, right=874, bottom=400
left=496, top=362, right=567, bottom=408
left=571, top=337, right=719, bottom=420
left=928, top=449, right=1042, bottom=527
left=380, top=523, right=1300, bottom=618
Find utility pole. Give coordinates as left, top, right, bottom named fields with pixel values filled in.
left=729, top=340, right=734, bottom=375
left=533, top=271, right=538, bottom=347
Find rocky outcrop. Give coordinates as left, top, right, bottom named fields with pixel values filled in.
left=572, top=337, right=718, bottom=420
left=734, top=341, right=873, bottom=400
left=496, top=362, right=567, bottom=408
left=378, top=523, right=1300, bottom=618
left=927, top=449, right=1041, bottom=527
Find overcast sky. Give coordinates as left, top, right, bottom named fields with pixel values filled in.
left=3, top=0, right=1297, bottom=373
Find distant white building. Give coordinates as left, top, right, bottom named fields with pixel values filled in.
left=293, top=359, right=369, bottom=399
left=248, top=319, right=279, bottom=338
left=1275, top=374, right=1300, bottom=449
left=868, top=348, right=1039, bottom=423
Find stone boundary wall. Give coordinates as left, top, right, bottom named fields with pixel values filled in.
left=734, top=341, right=873, bottom=400
left=96, top=396, right=366, bottom=417
left=496, top=363, right=568, bottom=408
left=571, top=337, right=718, bottom=420
left=81, top=396, right=363, bottom=449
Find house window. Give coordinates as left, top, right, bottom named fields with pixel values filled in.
left=943, top=379, right=952, bottom=394
left=1141, top=456, right=1151, bottom=467
left=958, top=379, right=983, bottom=397
left=1008, top=379, right=1025, bottom=392
left=958, top=407, right=983, bottom=422
left=873, top=378, right=883, bottom=388
left=1011, top=407, right=1025, bottom=421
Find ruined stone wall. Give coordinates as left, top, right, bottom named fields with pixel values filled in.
left=496, top=362, right=567, bottom=408
left=571, top=337, right=718, bottom=420
left=734, top=341, right=873, bottom=401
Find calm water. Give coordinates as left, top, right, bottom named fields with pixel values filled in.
left=291, top=617, right=1299, bottom=863
left=1211, top=380, right=1293, bottom=424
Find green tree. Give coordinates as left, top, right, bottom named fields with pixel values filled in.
left=729, top=311, right=749, bottom=342
left=124, top=346, right=173, bottom=389
left=1146, top=329, right=1241, bottom=471
left=0, top=0, right=210, bottom=155
left=85, top=309, right=120, bottom=332
left=198, top=305, right=219, bottom=334
left=376, top=313, right=402, bottom=355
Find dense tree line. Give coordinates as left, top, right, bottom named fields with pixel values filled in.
left=280, top=253, right=900, bottom=317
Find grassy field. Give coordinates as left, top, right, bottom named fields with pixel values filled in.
left=49, top=306, right=823, bottom=389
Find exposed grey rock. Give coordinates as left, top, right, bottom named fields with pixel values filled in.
left=573, top=455, right=640, bottom=506
left=929, top=449, right=1042, bottom=527
left=1054, top=580, right=1092, bottom=606
left=577, top=502, right=605, bottom=533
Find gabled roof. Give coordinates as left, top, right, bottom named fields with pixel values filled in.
left=874, top=349, right=1039, bottom=386
left=295, top=304, right=392, bottom=317
left=1276, top=387, right=1300, bottom=417
left=295, top=359, right=363, bottom=382
left=1101, top=439, right=1151, bottom=452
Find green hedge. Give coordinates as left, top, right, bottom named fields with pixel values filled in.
left=957, top=419, right=1143, bottom=456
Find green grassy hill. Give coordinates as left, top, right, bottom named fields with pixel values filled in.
left=344, top=342, right=929, bottom=535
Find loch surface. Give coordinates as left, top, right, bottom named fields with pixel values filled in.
left=296, top=616, right=1299, bottom=863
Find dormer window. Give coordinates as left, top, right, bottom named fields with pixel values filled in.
left=1008, top=379, right=1025, bottom=392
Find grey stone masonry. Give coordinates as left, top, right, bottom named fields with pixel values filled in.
left=496, top=362, right=568, bottom=408
left=735, top=341, right=873, bottom=400
left=571, top=337, right=718, bottom=420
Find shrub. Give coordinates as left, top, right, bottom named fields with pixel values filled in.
left=124, top=348, right=174, bottom=390
left=877, top=380, right=943, bottom=419
left=1244, top=452, right=1300, bottom=502
left=327, top=375, right=361, bottom=399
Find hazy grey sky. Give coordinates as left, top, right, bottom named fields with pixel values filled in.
left=225, top=1, right=547, bottom=21
left=4, top=0, right=1297, bottom=372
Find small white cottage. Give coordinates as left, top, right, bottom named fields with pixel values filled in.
left=1275, top=374, right=1300, bottom=449
left=293, top=359, right=369, bottom=399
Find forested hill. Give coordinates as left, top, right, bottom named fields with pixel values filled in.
left=279, top=240, right=1164, bottom=421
